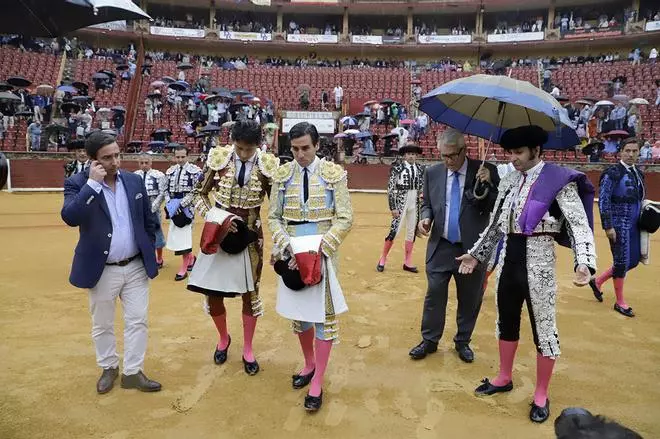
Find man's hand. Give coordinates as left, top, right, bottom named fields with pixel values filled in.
left=418, top=218, right=431, bottom=236
left=605, top=228, right=616, bottom=243
left=573, top=264, right=591, bottom=286
left=456, top=253, right=478, bottom=275
left=89, top=160, right=106, bottom=183
left=476, top=165, right=492, bottom=185
left=228, top=220, right=238, bottom=233
left=391, top=209, right=400, bottom=219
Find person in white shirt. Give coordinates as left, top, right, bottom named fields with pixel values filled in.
left=649, top=48, right=658, bottom=64
left=178, top=70, right=186, bottom=82
left=145, top=98, right=153, bottom=123
left=550, top=85, right=560, bottom=98
left=333, top=85, right=343, bottom=111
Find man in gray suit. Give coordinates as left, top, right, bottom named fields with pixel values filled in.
left=409, top=128, right=499, bottom=363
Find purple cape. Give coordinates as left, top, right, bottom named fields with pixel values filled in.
left=518, top=163, right=595, bottom=248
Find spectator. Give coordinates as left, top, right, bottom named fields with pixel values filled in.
left=333, top=84, right=343, bottom=110
left=626, top=112, right=637, bottom=137
left=416, top=113, right=429, bottom=137
left=550, top=84, right=560, bottom=97
left=650, top=47, right=658, bottom=64
left=27, top=120, right=41, bottom=151
left=640, top=140, right=652, bottom=162
left=145, top=98, right=154, bottom=123
left=321, top=90, right=329, bottom=111
left=112, top=111, right=125, bottom=135
left=543, top=68, right=552, bottom=90
left=177, top=69, right=185, bottom=82
left=611, top=102, right=626, bottom=130
left=632, top=48, right=641, bottom=66
left=655, top=81, right=660, bottom=107
left=653, top=141, right=660, bottom=160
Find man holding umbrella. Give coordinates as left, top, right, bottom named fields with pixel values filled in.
left=457, top=126, right=596, bottom=423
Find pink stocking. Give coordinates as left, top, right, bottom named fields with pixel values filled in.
left=211, top=313, right=230, bottom=350
left=297, top=327, right=316, bottom=375
left=242, top=314, right=257, bottom=362
left=404, top=240, right=415, bottom=267
left=534, top=353, right=555, bottom=407
left=613, top=277, right=628, bottom=308
left=491, top=340, right=518, bottom=386
left=596, top=266, right=614, bottom=290
left=379, top=240, right=394, bottom=266
left=309, top=338, right=332, bottom=397
left=177, top=255, right=188, bottom=277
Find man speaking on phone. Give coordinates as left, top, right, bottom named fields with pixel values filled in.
left=61, top=131, right=162, bottom=395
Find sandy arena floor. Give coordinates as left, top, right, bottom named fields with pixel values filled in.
left=1, top=192, right=659, bottom=439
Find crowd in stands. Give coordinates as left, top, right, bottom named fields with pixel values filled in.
left=491, top=16, right=545, bottom=34
left=288, top=20, right=339, bottom=35
left=152, top=15, right=205, bottom=29
left=216, top=17, right=274, bottom=33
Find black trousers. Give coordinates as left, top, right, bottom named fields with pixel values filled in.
left=497, top=235, right=547, bottom=354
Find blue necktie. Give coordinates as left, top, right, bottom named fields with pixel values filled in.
left=447, top=172, right=461, bottom=243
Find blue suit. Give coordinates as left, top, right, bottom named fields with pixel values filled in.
left=61, top=170, right=159, bottom=289
left=598, top=163, right=645, bottom=278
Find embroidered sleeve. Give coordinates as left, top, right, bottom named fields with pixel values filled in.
left=151, top=170, right=172, bottom=213
left=557, top=182, right=597, bottom=273
left=321, top=175, right=353, bottom=259
left=182, top=168, right=217, bottom=218
left=267, top=181, right=291, bottom=258
left=387, top=164, right=399, bottom=211
left=468, top=184, right=508, bottom=264
left=598, top=172, right=615, bottom=231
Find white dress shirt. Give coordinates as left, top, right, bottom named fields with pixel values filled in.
left=443, top=158, right=468, bottom=241
left=234, top=151, right=257, bottom=187
left=295, top=156, right=320, bottom=206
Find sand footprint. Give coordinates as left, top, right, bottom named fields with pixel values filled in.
left=283, top=406, right=304, bottom=432
left=172, top=364, right=223, bottom=413
left=325, top=399, right=348, bottom=426
left=393, top=391, right=418, bottom=420
left=506, top=375, right=534, bottom=404
left=328, top=363, right=350, bottom=394
left=363, top=388, right=380, bottom=414
left=416, top=398, right=445, bottom=439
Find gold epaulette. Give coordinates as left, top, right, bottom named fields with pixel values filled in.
left=273, top=161, right=294, bottom=183
left=206, top=145, right=233, bottom=171
left=319, top=159, right=346, bottom=184
left=258, top=151, right=279, bottom=179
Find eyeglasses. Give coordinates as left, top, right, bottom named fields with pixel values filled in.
left=440, top=148, right=465, bottom=161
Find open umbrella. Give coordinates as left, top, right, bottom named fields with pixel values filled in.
left=72, top=81, right=88, bottom=90
left=603, top=130, right=630, bottom=139
left=231, top=88, right=251, bottom=96
left=215, top=91, right=233, bottom=100
left=362, top=100, right=378, bottom=107
left=36, top=84, right=54, bottom=95
left=411, top=79, right=422, bottom=85
left=151, top=128, right=172, bottom=137
left=179, top=92, right=194, bottom=99
left=150, top=80, right=165, bottom=88
left=112, top=105, right=126, bottom=112
left=575, top=99, right=593, bottom=106
left=340, top=116, right=357, bottom=126
left=44, top=123, right=70, bottom=134
left=177, top=62, right=193, bottom=70
left=355, top=131, right=373, bottom=139
left=161, top=76, right=176, bottom=84
left=92, top=72, right=110, bottom=80
left=0, top=92, right=20, bottom=102
left=1, top=0, right=149, bottom=37
left=147, top=92, right=161, bottom=99
left=60, top=102, right=81, bottom=113
left=222, top=121, right=236, bottom=128
left=168, top=81, right=189, bottom=92
left=204, top=95, right=223, bottom=104
left=211, top=87, right=230, bottom=95
left=381, top=98, right=400, bottom=105
left=344, top=129, right=360, bottom=135
left=57, top=85, right=77, bottom=93
left=201, top=124, right=222, bottom=133
left=97, top=107, right=112, bottom=114
left=581, top=141, right=604, bottom=156
left=72, top=95, right=91, bottom=102
left=629, top=98, right=649, bottom=105
left=15, top=110, right=35, bottom=118
left=0, top=82, right=13, bottom=91
left=115, top=64, right=128, bottom=71
left=148, top=141, right=165, bottom=152
left=334, top=133, right=347, bottom=139
left=7, top=76, right=32, bottom=87
left=555, top=96, right=569, bottom=102
left=242, top=94, right=255, bottom=101
left=612, top=94, right=629, bottom=102
left=99, top=69, right=116, bottom=78
left=229, top=103, right=248, bottom=111
left=582, top=96, right=598, bottom=103
left=355, top=111, right=371, bottom=118
left=594, top=100, right=615, bottom=107
left=419, top=74, right=578, bottom=149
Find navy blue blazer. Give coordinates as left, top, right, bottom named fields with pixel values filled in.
left=61, top=170, right=159, bottom=289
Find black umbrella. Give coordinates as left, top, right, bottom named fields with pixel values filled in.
left=72, top=81, right=88, bottom=90
left=216, top=91, right=233, bottom=100
left=99, top=69, right=116, bottom=78
left=0, top=91, right=20, bottom=102
left=180, top=92, right=194, bottom=99
left=92, top=72, right=110, bottom=80
left=190, top=120, right=205, bottom=129
left=161, top=76, right=176, bottom=84
left=231, top=88, right=251, bottom=96
left=7, top=76, right=32, bottom=87
left=380, top=98, right=400, bottom=106
left=201, top=124, right=221, bottom=133
left=115, top=64, right=129, bottom=71
left=142, top=62, right=153, bottom=69
left=148, top=141, right=165, bottom=152
left=581, top=141, right=604, bottom=156
left=45, top=124, right=70, bottom=134
left=612, top=76, right=627, bottom=84
left=60, top=102, right=81, bottom=113
left=229, top=103, right=249, bottom=111
left=1, top=0, right=150, bottom=37
left=72, top=96, right=91, bottom=103
left=381, top=133, right=398, bottom=140
left=177, top=62, right=193, bottom=70
left=211, top=87, right=230, bottom=94
left=66, top=139, right=85, bottom=150
left=147, top=92, right=162, bottom=99
left=15, top=110, right=35, bottom=118
left=112, top=105, right=126, bottom=112
left=151, top=128, right=172, bottom=137
left=0, top=82, right=14, bottom=92
left=168, top=81, right=187, bottom=92
left=555, top=96, right=569, bottom=102
left=125, top=140, right=144, bottom=152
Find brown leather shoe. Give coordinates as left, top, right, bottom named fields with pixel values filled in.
left=97, top=367, right=119, bottom=394
left=120, top=371, right=162, bottom=392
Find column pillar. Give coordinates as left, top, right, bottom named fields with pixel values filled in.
left=277, top=6, right=283, bottom=33
left=342, top=7, right=349, bottom=39
left=209, top=0, right=216, bottom=29
left=407, top=7, right=413, bottom=39
left=476, top=8, right=483, bottom=35
left=547, top=0, right=556, bottom=29
left=631, top=0, right=640, bottom=20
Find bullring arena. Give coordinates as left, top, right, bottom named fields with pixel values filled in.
left=2, top=0, right=660, bottom=437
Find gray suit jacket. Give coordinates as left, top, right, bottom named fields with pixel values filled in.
left=421, top=158, right=499, bottom=271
